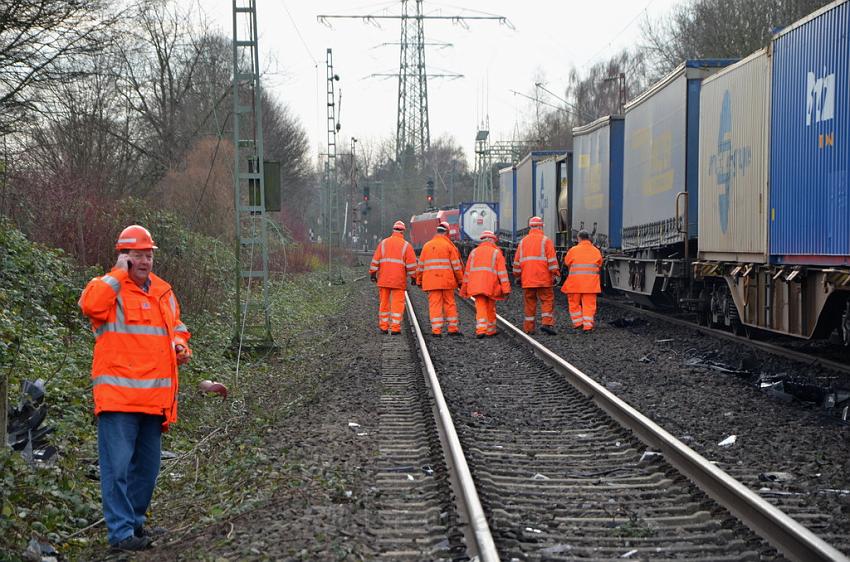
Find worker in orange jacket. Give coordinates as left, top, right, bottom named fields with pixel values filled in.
left=370, top=220, right=418, bottom=334
left=460, top=230, right=511, bottom=338
left=561, top=229, right=603, bottom=332
left=416, top=221, right=464, bottom=336
left=78, top=225, right=192, bottom=552
left=513, top=216, right=560, bottom=335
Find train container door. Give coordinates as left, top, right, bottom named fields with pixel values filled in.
left=498, top=165, right=515, bottom=241
left=572, top=115, right=624, bottom=251
left=770, top=0, right=850, bottom=266
left=556, top=153, right=572, bottom=247
left=515, top=154, right=535, bottom=240
left=535, top=157, right=559, bottom=242
left=698, top=49, right=770, bottom=263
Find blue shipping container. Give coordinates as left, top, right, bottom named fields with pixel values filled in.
left=572, top=115, right=624, bottom=249
left=770, top=0, right=850, bottom=265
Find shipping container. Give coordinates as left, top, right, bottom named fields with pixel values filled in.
left=769, top=0, right=850, bottom=265
left=622, top=59, right=735, bottom=250
left=499, top=151, right=566, bottom=242
left=698, top=49, right=771, bottom=263
left=572, top=115, right=624, bottom=250
left=497, top=165, right=515, bottom=239
left=534, top=156, right=564, bottom=242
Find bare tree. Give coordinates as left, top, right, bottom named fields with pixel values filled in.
left=0, top=0, right=118, bottom=134
left=642, top=0, right=834, bottom=76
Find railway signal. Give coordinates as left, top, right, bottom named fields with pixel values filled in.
left=426, top=177, right=434, bottom=206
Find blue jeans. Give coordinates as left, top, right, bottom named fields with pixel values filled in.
left=98, top=412, right=162, bottom=544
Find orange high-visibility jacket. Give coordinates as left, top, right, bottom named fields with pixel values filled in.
left=512, top=228, right=559, bottom=288
left=416, top=234, right=463, bottom=290
left=561, top=240, right=603, bottom=294
left=460, top=240, right=511, bottom=299
left=370, top=232, right=418, bottom=289
left=78, top=268, right=190, bottom=428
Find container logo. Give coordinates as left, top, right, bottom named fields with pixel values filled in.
left=709, top=91, right=752, bottom=233
left=806, top=68, right=835, bottom=126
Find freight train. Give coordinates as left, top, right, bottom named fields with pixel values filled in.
left=412, top=0, right=850, bottom=344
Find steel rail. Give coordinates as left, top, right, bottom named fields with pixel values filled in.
left=474, top=300, right=849, bottom=562
left=404, top=292, right=499, bottom=562
left=603, top=298, right=850, bottom=375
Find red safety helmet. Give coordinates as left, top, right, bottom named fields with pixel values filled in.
left=529, top=216, right=544, bottom=228
left=115, top=225, right=157, bottom=251
left=392, top=220, right=406, bottom=231
left=480, top=230, right=498, bottom=241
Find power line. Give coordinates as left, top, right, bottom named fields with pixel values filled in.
left=281, top=0, right=318, bottom=65
left=580, top=0, right=656, bottom=69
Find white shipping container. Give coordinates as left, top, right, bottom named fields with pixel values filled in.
left=698, top=49, right=770, bottom=263
left=498, top=166, right=514, bottom=236
left=535, top=157, right=559, bottom=241
left=515, top=154, right=535, bottom=234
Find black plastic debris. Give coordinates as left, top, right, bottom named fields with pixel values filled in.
left=6, top=379, right=57, bottom=465
left=608, top=316, right=646, bottom=328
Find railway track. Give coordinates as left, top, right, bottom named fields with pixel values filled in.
left=397, top=288, right=848, bottom=561
left=602, top=297, right=850, bottom=377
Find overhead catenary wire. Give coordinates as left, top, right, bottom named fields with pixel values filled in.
left=580, top=0, right=656, bottom=69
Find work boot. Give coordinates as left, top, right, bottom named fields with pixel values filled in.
left=111, top=535, right=151, bottom=552
left=391, top=331, right=401, bottom=336
left=541, top=326, right=557, bottom=335
left=135, top=526, right=168, bottom=540
left=448, top=331, right=463, bottom=337
left=378, top=328, right=389, bottom=334
left=475, top=333, right=485, bottom=339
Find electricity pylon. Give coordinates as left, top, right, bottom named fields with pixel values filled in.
left=318, top=2, right=510, bottom=168
left=325, top=48, right=343, bottom=285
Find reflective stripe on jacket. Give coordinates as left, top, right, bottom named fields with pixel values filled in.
left=416, top=234, right=463, bottom=290
left=370, top=232, right=418, bottom=289
left=460, top=240, right=511, bottom=299
left=561, top=240, right=603, bottom=294
left=78, top=269, right=190, bottom=427
left=512, top=228, right=558, bottom=288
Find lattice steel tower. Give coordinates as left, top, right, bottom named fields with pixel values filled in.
left=325, top=48, right=343, bottom=284
left=396, top=0, right=429, bottom=167
left=231, top=0, right=272, bottom=347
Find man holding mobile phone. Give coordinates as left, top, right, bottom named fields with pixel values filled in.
left=78, top=224, right=192, bottom=552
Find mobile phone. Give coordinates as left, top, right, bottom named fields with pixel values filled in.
left=121, top=249, right=133, bottom=270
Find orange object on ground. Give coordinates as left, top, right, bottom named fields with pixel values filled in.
left=523, top=287, right=555, bottom=333
left=568, top=293, right=598, bottom=331
left=561, top=239, right=603, bottom=294
left=78, top=268, right=190, bottom=429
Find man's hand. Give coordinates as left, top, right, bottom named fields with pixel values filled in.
left=409, top=277, right=416, bottom=287
left=115, top=253, right=131, bottom=271
left=552, top=276, right=560, bottom=286
left=370, top=272, right=378, bottom=283
left=175, top=344, right=192, bottom=365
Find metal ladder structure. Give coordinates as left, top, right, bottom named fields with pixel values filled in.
left=325, top=48, right=343, bottom=284
left=231, top=0, right=273, bottom=347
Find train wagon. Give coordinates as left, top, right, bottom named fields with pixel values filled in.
left=409, top=208, right=460, bottom=250
left=571, top=115, right=624, bottom=251
left=534, top=153, right=572, bottom=247
left=696, top=0, right=850, bottom=342
left=497, top=150, right=567, bottom=243
left=606, top=59, right=735, bottom=306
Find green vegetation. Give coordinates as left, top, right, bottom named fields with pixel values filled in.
left=0, top=217, right=357, bottom=559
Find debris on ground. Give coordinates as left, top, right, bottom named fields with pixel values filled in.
left=717, top=435, right=737, bottom=447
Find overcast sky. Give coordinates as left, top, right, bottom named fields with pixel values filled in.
left=197, top=0, right=681, bottom=164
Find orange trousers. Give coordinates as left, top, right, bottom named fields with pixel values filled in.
left=379, top=287, right=406, bottom=333
left=523, top=287, right=555, bottom=333
left=568, top=293, right=597, bottom=331
left=474, top=296, right=498, bottom=336
left=427, top=289, right=459, bottom=334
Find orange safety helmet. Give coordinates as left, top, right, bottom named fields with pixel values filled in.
left=115, top=225, right=158, bottom=251
left=392, top=220, right=406, bottom=231
left=480, top=230, right=498, bottom=241
left=529, top=216, right=544, bottom=228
